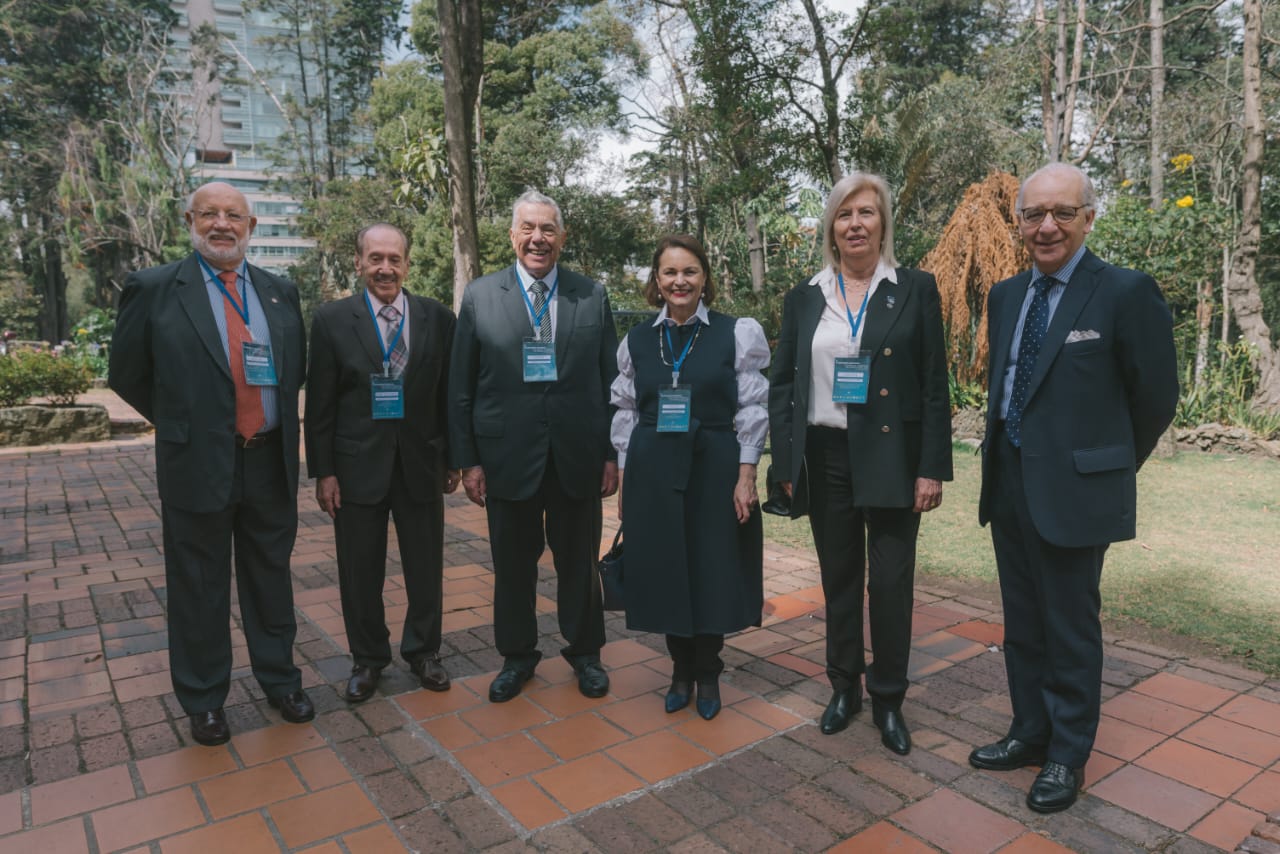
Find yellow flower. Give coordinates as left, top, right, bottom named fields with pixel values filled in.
left=1120, top=179, right=1132, bottom=188
left=1176, top=196, right=1195, bottom=208
left=1171, top=153, right=1194, bottom=172
left=77, top=328, right=87, bottom=335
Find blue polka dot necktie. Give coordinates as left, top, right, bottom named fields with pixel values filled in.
left=1005, top=276, right=1053, bottom=447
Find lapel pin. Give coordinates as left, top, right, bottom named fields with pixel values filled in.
left=885, top=294, right=896, bottom=309
left=271, top=297, right=279, bottom=303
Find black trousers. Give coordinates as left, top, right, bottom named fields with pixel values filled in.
left=333, top=454, right=443, bottom=669
left=161, top=439, right=301, bottom=714
left=666, top=634, right=725, bottom=681
left=485, top=455, right=605, bottom=671
left=990, top=426, right=1106, bottom=768
left=807, top=426, right=920, bottom=708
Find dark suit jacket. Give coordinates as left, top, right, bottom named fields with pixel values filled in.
left=304, top=290, right=455, bottom=504
left=769, top=267, right=953, bottom=514
left=109, top=253, right=306, bottom=513
left=978, top=249, right=1179, bottom=547
left=448, top=265, right=618, bottom=502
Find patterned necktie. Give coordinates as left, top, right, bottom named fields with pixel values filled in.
left=219, top=269, right=265, bottom=440
left=530, top=280, right=552, bottom=341
left=378, top=304, right=408, bottom=378
left=1005, top=276, right=1053, bottom=448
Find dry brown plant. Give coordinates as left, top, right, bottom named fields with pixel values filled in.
left=920, top=171, right=1029, bottom=385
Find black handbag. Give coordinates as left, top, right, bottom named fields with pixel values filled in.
left=597, top=527, right=625, bottom=611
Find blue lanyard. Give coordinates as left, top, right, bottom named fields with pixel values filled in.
left=663, top=320, right=700, bottom=387
left=519, top=279, right=557, bottom=339
left=363, top=289, right=405, bottom=374
left=200, top=256, right=250, bottom=326
left=836, top=271, right=872, bottom=340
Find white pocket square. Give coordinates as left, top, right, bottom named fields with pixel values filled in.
left=1065, top=329, right=1101, bottom=343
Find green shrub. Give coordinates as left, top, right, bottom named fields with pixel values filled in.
left=0, top=349, right=93, bottom=406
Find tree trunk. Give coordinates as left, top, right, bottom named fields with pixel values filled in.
left=745, top=210, right=765, bottom=294
left=1149, top=0, right=1165, bottom=204
left=1194, top=275, right=1212, bottom=388
left=437, top=0, right=483, bottom=313
left=1225, top=0, right=1280, bottom=408
left=1061, top=0, right=1086, bottom=160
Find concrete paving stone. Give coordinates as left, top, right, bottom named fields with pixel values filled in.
left=74, top=703, right=122, bottom=737
left=363, top=768, right=429, bottom=818
left=750, top=733, right=836, bottom=780
left=409, top=757, right=472, bottom=803
left=528, top=823, right=598, bottom=853
left=0, top=758, right=23, bottom=796
left=780, top=783, right=869, bottom=837
left=575, top=806, right=662, bottom=852
left=690, top=763, right=773, bottom=807
left=706, top=813, right=796, bottom=854
left=614, top=792, right=697, bottom=846
left=80, top=732, right=130, bottom=771
left=394, top=806, right=469, bottom=854
left=129, top=720, right=180, bottom=759
left=445, top=793, right=518, bottom=848
left=28, top=742, right=81, bottom=784
left=312, top=708, right=368, bottom=742
left=653, top=778, right=736, bottom=828
left=815, top=765, right=905, bottom=817
left=334, top=735, right=397, bottom=777
left=29, top=716, right=75, bottom=749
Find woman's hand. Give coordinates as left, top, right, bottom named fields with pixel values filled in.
left=733, top=463, right=759, bottom=524
left=780, top=481, right=793, bottom=498
left=913, top=477, right=943, bottom=513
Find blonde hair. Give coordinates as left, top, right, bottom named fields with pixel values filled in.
left=820, top=172, right=897, bottom=271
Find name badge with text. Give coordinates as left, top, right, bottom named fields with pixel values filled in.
left=832, top=355, right=871, bottom=404
left=242, top=341, right=278, bottom=386
left=522, top=338, right=558, bottom=382
left=370, top=374, right=405, bottom=420
left=657, top=385, right=692, bottom=432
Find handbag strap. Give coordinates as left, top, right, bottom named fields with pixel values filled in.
left=609, top=526, right=622, bottom=549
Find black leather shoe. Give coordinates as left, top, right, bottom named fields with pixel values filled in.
left=819, top=689, right=862, bottom=735
left=411, top=656, right=451, bottom=692
left=268, top=688, right=316, bottom=723
left=665, top=680, right=692, bottom=713
left=189, top=708, right=230, bottom=746
left=969, top=736, right=1048, bottom=771
left=345, top=666, right=382, bottom=703
left=576, top=661, right=610, bottom=699
left=695, top=679, right=721, bottom=720
left=489, top=666, right=534, bottom=703
left=872, top=703, right=911, bottom=755
left=1027, top=761, right=1084, bottom=813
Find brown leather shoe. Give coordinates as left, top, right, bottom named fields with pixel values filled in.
left=411, top=656, right=451, bottom=692
left=189, top=708, right=230, bottom=746
left=268, top=688, right=315, bottom=723
left=345, top=665, right=382, bottom=703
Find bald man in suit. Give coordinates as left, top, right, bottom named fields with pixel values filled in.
left=970, top=163, right=1178, bottom=813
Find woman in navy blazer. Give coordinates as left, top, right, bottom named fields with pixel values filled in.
left=768, top=172, right=952, bottom=754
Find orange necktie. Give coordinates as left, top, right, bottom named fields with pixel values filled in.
left=219, top=270, right=266, bottom=440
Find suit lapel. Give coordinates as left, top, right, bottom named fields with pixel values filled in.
left=861, top=272, right=910, bottom=360
left=554, top=271, right=580, bottom=364
left=176, top=254, right=232, bottom=381
left=990, top=271, right=1032, bottom=387
left=349, top=293, right=385, bottom=370
left=1024, top=253, right=1101, bottom=402
left=500, top=267, right=534, bottom=343
left=405, top=293, right=431, bottom=376
left=794, top=283, right=825, bottom=411
left=248, top=266, right=291, bottom=385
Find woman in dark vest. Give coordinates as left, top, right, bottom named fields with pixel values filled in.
left=611, top=234, right=769, bottom=720
left=768, top=172, right=952, bottom=755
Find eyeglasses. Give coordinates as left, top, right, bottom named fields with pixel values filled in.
left=192, top=209, right=248, bottom=225
left=1018, top=204, right=1091, bottom=225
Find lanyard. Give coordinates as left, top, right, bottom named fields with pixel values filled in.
left=363, top=289, right=406, bottom=375
left=836, top=271, right=872, bottom=341
left=662, top=321, right=700, bottom=387
left=519, top=279, right=558, bottom=340
left=200, top=256, right=250, bottom=326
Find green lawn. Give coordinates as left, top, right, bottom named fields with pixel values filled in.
left=760, top=444, right=1280, bottom=676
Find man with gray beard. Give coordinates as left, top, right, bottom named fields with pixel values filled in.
left=110, top=181, right=313, bottom=746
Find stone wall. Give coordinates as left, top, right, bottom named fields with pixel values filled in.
left=0, top=405, right=111, bottom=447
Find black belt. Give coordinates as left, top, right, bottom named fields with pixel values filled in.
left=236, top=429, right=281, bottom=449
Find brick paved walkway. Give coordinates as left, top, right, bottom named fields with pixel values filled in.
left=0, top=429, right=1278, bottom=852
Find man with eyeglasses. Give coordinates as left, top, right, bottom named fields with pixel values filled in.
left=970, top=163, right=1178, bottom=813
left=110, top=181, right=313, bottom=746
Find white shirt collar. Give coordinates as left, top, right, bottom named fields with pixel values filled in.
left=652, top=301, right=711, bottom=327
left=367, top=287, right=407, bottom=316
left=516, top=262, right=559, bottom=291
left=807, top=259, right=899, bottom=291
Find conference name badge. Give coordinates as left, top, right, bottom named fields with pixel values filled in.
left=657, top=385, right=692, bottom=433
left=370, top=374, right=405, bottom=420
left=522, top=338, right=558, bottom=382
left=242, top=342, right=279, bottom=386
left=832, top=355, right=871, bottom=404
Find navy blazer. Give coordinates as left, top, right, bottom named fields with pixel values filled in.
left=448, top=265, right=618, bottom=502
left=304, top=290, right=455, bottom=505
left=978, top=249, right=1179, bottom=547
left=109, top=253, right=306, bottom=513
left=769, top=267, right=953, bottom=514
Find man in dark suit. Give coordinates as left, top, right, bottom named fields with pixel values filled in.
left=109, top=181, right=313, bottom=746
left=970, top=163, right=1178, bottom=812
left=449, top=189, right=619, bottom=703
left=305, top=224, right=458, bottom=702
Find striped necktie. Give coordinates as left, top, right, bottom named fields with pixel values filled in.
left=530, top=280, right=552, bottom=341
